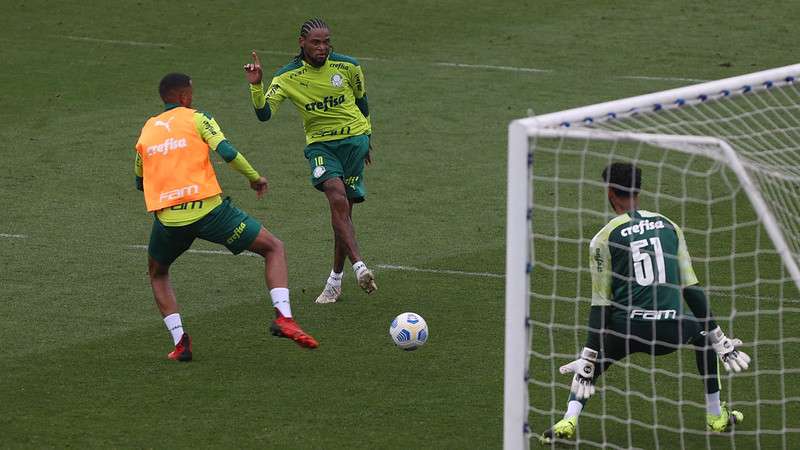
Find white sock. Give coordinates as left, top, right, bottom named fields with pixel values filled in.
left=327, top=270, right=343, bottom=287
left=565, top=400, right=583, bottom=419
left=163, top=313, right=184, bottom=345
left=352, top=261, right=367, bottom=277
left=706, top=391, right=721, bottom=415
left=270, top=287, right=292, bottom=318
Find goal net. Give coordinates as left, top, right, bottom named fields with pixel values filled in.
left=504, top=64, right=800, bottom=450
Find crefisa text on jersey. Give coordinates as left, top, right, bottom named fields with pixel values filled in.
left=304, top=95, right=347, bottom=112
left=620, top=219, right=665, bottom=237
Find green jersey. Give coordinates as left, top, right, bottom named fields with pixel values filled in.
left=249, top=52, right=371, bottom=145
left=589, top=210, right=699, bottom=323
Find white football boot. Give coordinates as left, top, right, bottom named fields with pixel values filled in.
left=315, top=283, right=342, bottom=304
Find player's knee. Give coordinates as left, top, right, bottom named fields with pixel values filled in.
left=266, top=233, right=285, bottom=255
left=148, top=258, right=169, bottom=278
left=251, top=230, right=284, bottom=257
left=323, top=179, right=347, bottom=201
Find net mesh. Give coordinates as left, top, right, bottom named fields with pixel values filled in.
left=527, top=81, right=800, bottom=449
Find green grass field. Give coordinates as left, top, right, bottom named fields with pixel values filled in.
left=1, top=1, right=798, bottom=448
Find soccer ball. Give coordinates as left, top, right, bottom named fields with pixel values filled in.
left=389, top=312, right=429, bottom=351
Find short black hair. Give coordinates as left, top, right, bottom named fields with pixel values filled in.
left=158, top=73, right=191, bottom=102
left=602, top=162, right=641, bottom=197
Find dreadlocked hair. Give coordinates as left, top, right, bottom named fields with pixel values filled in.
left=300, top=18, right=328, bottom=37
left=296, top=18, right=329, bottom=60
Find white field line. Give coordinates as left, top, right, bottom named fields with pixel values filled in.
left=434, top=62, right=550, bottom=73
left=376, top=264, right=504, bottom=278
left=57, top=35, right=175, bottom=48
left=0, top=233, right=27, bottom=238
left=59, top=39, right=704, bottom=80
left=126, top=244, right=259, bottom=257
left=617, top=75, right=710, bottom=83
left=126, top=245, right=502, bottom=278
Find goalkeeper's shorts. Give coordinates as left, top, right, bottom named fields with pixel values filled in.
left=601, top=317, right=706, bottom=360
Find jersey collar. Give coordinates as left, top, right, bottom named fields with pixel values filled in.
left=303, top=57, right=328, bottom=70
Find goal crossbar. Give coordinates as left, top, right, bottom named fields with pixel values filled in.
left=514, top=63, right=800, bottom=131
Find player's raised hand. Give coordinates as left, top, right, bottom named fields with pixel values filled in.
left=244, top=51, right=263, bottom=85
left=250, top=176, right=268, bottom=199
left=708, top=327, right=751, bottom=372
left=559, top=347, right=598, bottom=400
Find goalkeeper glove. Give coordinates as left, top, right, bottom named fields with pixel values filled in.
left=707, top=326, right=751, bottom=372
left=559, top=347, right=598, bottom=400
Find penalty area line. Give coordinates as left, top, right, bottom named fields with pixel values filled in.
left=1, top=233, right=27, bottom=238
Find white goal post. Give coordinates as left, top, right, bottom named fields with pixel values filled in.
left=505, top=64, right=800, bottom=449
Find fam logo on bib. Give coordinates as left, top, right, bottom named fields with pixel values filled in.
left=330, top=73, right=344, bottom=87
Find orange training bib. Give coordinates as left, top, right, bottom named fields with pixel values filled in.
left=135, top=107, right=222, bottom=212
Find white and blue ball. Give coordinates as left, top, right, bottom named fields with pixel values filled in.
left=389, top=312, right=429, bottom=351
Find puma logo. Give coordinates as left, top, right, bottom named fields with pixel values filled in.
left=154, top=116, right=174, bottom=132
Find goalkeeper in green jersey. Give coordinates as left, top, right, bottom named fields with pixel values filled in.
left=540, top=163, right=752, bottom=444
left=244, top=18, right=376, bottom=303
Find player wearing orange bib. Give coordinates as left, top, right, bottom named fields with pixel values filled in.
left=135, top=73, right=318, bottom=360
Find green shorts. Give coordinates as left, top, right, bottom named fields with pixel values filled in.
left=148, top=197, right=262, bottom=265
left=304, top=134, right=369, bottom=202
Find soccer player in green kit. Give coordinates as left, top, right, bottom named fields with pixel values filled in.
left=540, top=163, right=752, bottom=444
left=244, top=18, right=376, bottom=304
